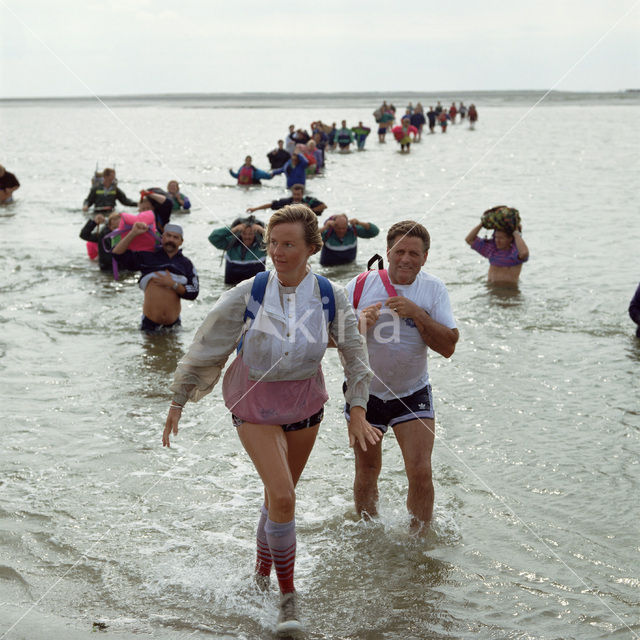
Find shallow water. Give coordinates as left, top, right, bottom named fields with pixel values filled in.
left=1, top=92, right=639, bottom=639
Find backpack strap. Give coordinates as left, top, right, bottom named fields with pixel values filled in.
left=237, top=271, right=270, bottom=353
left=314, top=273, right=335, bottom=324
left=352, top=254, right=398, bottom=309
left=352, top=271, right=371, bottom=310
left=378, top=269, right=398, bottom=298
left=236, top=271, right=335, bottom=353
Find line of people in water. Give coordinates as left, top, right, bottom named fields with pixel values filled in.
left=76, top=166, right=530, bottom=340
left=374, top=100, right=479, bottom=151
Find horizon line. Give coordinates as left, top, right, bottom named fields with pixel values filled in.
left=1, top=88, right=638, bottom=102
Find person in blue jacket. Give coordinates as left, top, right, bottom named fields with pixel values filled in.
left=229, top=156, right=274, bottom=186
left=271, top=150, right=309, bottom=188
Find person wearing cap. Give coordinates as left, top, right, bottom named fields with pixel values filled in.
left=112, top=222, right=199, bottom=333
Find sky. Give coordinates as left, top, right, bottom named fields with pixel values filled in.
left=0, top=0, right=638, bottom=99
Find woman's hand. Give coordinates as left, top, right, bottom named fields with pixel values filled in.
left=163, top=405, right=181, bottom=447
left=348, top=406, right=380, bottom=452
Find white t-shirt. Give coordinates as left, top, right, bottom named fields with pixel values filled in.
left=345, top=270, right=456, bottom=400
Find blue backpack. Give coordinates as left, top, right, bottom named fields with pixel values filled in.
left=237, top=271, right=335, bottom=353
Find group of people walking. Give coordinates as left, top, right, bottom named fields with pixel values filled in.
left=164, top=207, right=459, bottom=635
left=374, top=100, right=479, bottom=151
left=68, top=109, right=538, bottom=636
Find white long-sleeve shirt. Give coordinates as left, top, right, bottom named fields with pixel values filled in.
left=170, top=270, right=372, bottom=410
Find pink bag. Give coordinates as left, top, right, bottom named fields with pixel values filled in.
left=222, top=354, right=328, bottom=425
left=86, top=241, right=98, bottom=260
left=118, top=210, right=157, bottom=251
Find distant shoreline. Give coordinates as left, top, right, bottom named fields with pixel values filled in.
left=1, top=89, right=639, bottom=105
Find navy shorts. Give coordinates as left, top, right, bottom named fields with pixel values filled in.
left=344, top=384, right=434, bottom=434
left=140, top=315, right=181, bottom=333
left=232, top=407, right=324, bottom=432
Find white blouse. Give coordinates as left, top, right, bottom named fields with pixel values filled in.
left=170, top=270, right=372, bottom=409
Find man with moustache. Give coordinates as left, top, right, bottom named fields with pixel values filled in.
left=112, top=222, right=199, bottom=333
left=343, top=220, right=458, bottom=532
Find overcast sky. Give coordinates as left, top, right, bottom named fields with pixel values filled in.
left=0, top=0, right=638, bottom=98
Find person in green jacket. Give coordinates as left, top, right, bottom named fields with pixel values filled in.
left=319, top=214, right=379, bottom=267
left=351, top=122, right=371, bottom=150
left=208, top=217, right=267, bottom=285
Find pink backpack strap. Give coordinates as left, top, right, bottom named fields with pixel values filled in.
left=352, top=269, right=398, bottom=309
left=352, top=271, right=371, bottom=309
left=378, top=269, right=398, bottom=298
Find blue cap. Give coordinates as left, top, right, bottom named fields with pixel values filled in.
left=164, top=223, right=183, bottom=236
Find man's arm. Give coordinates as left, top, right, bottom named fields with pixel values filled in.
left=208, top=226, right=235, bottom=250
left=246, top=202, right=273, bottom=213
left=181, top=261, right=199, bottom=300
left=83, top=187, right=97, bottom=211
left=79, top=214, right=105, bottom=242
left=116, top=187, right=137, bottom=207
left=112, top=221, right=147, bottom=255
left=307, top=198, right=326, bottom=215
left=351, top=220, right=379, bottom=238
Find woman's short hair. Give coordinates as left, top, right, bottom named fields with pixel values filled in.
left=387, top=220, right=430, bottom=252
left=267, top=204, right=323, bottom=254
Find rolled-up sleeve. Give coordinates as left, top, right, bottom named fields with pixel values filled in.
left=170, top=281, right=252, bottom=405
left=330, top=284, right=372, bottom=409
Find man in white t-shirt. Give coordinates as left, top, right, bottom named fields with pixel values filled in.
left=344, top=220, right=459, bottom=531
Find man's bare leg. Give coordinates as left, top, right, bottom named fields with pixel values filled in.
left=353, top=437, right=382, bottom=518
left=394, top=418, right=435, bottom=533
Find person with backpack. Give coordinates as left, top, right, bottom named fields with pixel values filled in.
left=162, top=204, right=378, bottom=636
left=343, top=220, right=459, bottom=533
left=82, top=167, right=136, bottom=213
left=229, top=156, right=274, bottom=186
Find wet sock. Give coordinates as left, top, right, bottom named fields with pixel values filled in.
left=265, top=517, right=296, bottom=594
left=255, top=504, right=272, bottom=577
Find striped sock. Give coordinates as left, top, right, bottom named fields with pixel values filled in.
left=255, top=504, right=272, bottom=577
left=265, top=517, right=296, bottom=594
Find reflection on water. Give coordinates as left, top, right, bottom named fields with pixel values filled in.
left=625, top=336, right=640, bottom=363
left=485, top=281, right=524, bottom=306
left=140, top=331, right=186, bottom=378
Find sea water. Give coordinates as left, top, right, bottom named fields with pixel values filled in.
left=0, top=91, right=639, bottom=639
